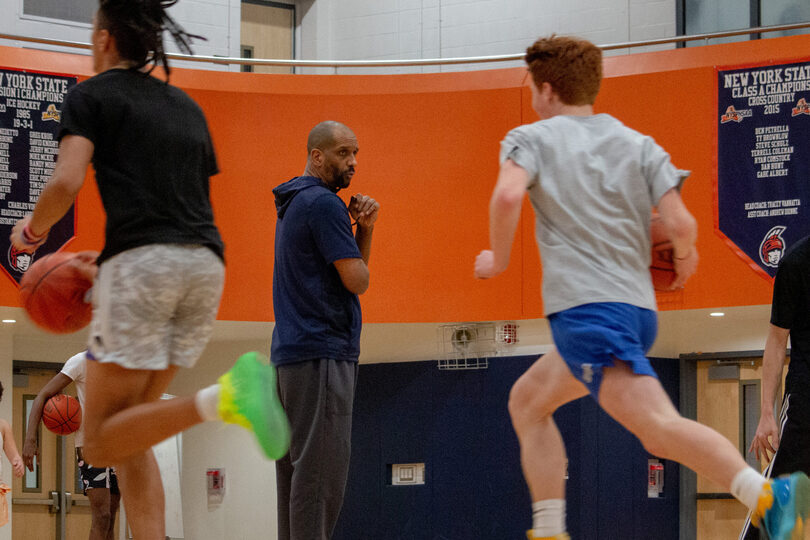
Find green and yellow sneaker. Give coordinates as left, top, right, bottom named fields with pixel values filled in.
left=753, top=472, right=810, bottom=540
left=217, top=352, right=290, bottom=460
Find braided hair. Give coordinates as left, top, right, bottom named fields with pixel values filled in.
left=97, top=0, right=205, bottom=79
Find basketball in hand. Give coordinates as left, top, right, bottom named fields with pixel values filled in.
left=19, top=251, right=98, bottom=334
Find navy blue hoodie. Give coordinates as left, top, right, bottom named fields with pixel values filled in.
left=270, top=176, right=362, bottom=365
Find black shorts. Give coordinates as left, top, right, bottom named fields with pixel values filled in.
left=768, top=390, right=810, bottom=477
left=739, top=390, right=810, bottom=540
left=76, top=448, right=119, bottom=495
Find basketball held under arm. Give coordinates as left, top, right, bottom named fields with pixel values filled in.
left=333, top=257, right=370, bottom=295
left=22, top=373, right=73, bottom=471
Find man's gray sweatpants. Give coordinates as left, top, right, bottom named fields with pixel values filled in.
left=275, top=358, right=359, bottom=540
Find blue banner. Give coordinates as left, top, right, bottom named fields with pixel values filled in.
left=717, top=61, right=810, bottom=279
left=0, top=67, right=78, bottom=285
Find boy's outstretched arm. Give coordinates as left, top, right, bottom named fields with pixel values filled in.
left=475, top=159, right=530, bottom=279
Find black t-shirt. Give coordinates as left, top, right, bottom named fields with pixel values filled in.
left=58, top=69, right=224, bottom=264
left=771, top=235, right=810, bottom=391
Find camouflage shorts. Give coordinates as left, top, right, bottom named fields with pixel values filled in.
left=88, top=244, right=225, bottom=370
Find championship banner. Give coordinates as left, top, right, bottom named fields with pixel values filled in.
left=0, top=67, right=78, bottom=285
left=717, top=60, right=810, bottom=280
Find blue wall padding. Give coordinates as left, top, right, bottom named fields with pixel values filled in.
left=334, top=355, right=680, bottom=540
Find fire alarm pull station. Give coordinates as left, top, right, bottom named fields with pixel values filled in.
left=648, top=459, right=664, bottom=498
left=207, top=468, right=225, bottom=508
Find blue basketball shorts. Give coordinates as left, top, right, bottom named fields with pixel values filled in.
left=547, top=302, right=659, bottom=398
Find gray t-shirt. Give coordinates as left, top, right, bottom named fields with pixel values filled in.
left=500, top=113, right=688, bottom=315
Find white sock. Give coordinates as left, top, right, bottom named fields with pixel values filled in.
left=531, top=499, right=566, bottom=536
left=730, top=467, right=768, bottom=511
left=194, top=384, right=221, bottom=422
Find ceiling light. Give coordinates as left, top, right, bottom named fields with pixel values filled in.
left=709, top=312, right=725, bottom=317
left=2, top=319, right=16, bottom=323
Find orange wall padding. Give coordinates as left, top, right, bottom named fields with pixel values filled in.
left=1, top=34, right=809, bottom=322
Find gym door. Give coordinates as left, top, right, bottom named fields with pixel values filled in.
left=240, top=0, right=294, bottom=74
left=11, top=364, right=114, bottom=540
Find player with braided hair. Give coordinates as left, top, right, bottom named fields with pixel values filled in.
left=95, top=0, right=202, bottom=78
left=10, top=2, right=290, bottom=538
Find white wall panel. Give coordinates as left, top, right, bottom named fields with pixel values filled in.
left=0, top=0, right=241, bottom=71
left=293, top=0, right=677, bottom=74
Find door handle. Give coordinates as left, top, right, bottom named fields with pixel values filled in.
left=11, top=493, right=60, bottom=513
left=49, top=490, right=60, bottom=513
left=12, top=491, right=71, bottom=513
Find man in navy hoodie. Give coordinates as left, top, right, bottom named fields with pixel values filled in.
left=271, top=121, right=379, bottom=540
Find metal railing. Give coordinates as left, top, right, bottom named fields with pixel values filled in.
left=1, top=21, right=809, bottom=70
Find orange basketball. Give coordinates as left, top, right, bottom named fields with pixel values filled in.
left=650, top=214, right=675, bottom=291
left=19, top=251, right=95, bottom=334
left=42, top=394, right=82, bottom=435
